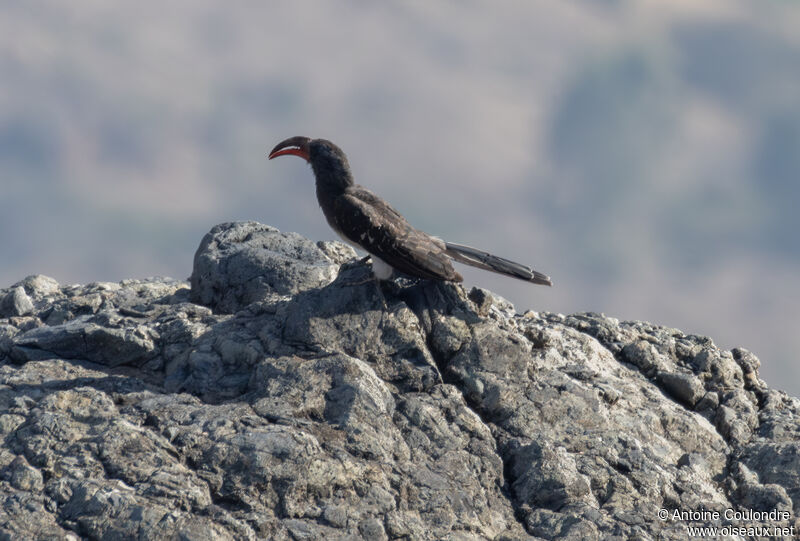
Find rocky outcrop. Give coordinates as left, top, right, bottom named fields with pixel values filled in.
left=1, top=221, right=798, bottom=540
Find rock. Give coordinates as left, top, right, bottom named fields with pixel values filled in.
left=4, top=455, right=44, bottom=491
left=12, top=319, right=157, bottom=367
left=189, top=221, right=356, bottom=313
left=20, top=274, right=62, bottom=298
left=657, top=370, right=706, bottom=407
left=509, top=441, right=592, bottom=509
left=0, top=222, right=798, bottom=539
left=0, top=286, right=34, bottom=317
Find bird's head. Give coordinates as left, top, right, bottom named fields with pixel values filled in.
left=269, top=136, right=354, bottom=191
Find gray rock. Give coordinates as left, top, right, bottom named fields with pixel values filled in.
left=0, top=286, right=34, bottom=317
left=4, top=455, right=44, bottom=491
left=0, top=222, right=797, bottom=539
left=19, top=274, right=62, bottom=299
left=189, top=221, right=356, bottom=313
left=657, top=370, right=706, bottom=407
left=12, top=318, right=157, bottom=367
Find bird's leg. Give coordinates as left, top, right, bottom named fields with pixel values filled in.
left=344, top=277, right=375, bottom=287
left=340, top=274, right=377, bottom=287
left=374, top=277, right=388, bottom=310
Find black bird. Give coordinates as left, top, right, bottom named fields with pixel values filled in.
left=269, top=136, right=552, bottom=286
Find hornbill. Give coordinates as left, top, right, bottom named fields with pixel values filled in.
left=268, top=136, right=552, bottom=286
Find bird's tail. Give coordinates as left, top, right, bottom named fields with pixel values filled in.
left=444, top=242, right=552, bottom=286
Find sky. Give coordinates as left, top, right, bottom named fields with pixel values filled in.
left=1, top=1, right=798, bottom=396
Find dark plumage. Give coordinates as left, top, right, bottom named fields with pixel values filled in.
left=269, top=136, right=552, bottom=286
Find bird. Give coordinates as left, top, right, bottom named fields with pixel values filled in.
left=268, top=136, right=552, bottom=287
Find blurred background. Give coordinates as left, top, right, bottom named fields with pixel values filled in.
left=1, top=1, right=798, bottom=395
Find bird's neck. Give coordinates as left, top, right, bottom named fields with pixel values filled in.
left=312, top=162, right=354, bottom=233
left=312, top=161, right=354, bottom=202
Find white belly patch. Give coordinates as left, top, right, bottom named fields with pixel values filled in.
left=370, top=256, right=394, bottom=280
left=328, top=227, right=395, bottom=281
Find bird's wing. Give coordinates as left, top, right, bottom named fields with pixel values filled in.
left=333, top=187, right=462, bottom=281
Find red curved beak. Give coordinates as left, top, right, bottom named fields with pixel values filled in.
left=269, top=136, right=311, bottom=161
